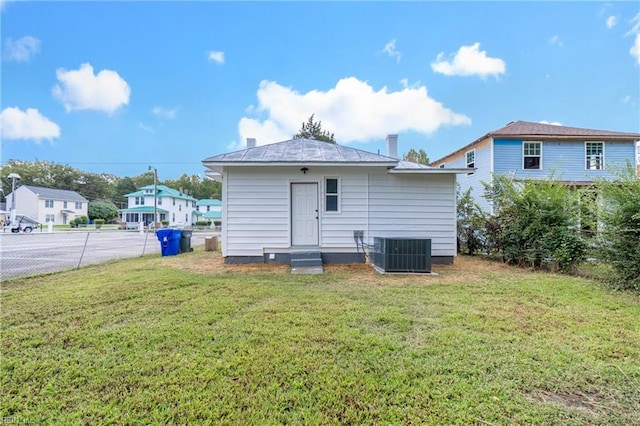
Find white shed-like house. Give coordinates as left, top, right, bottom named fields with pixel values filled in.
left=202, top=136, right=468, bottom=265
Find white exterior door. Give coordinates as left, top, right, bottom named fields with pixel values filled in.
left=291, top=183, right=319, bottom=246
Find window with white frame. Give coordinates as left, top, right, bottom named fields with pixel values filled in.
left=45, top=214, right=55, bottom=223
left=523, top=142, right=542, bottom=170
left=466, top=150, right=475, bottom=175
left=158, top=197, right=162, bottom=205
left=439, top=163, right=445, bottom=169
left=75, top=202, right=82, bottom=209
left=63, top=201, right=68, bottom=208
left=135, top=197, right=145, bottom=206
left=585, top=142, right=604, bottom=170
left=45, top=199, right=54, bottom=208
left=325, top=178, right=339, bottom=212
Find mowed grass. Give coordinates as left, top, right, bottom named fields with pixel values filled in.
left=1, top=252, right=639, bottom=425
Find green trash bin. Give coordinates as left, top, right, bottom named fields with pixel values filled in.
left=180, top=229, right=193, bottom=253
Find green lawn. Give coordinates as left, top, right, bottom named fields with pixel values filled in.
left=2, top=252, right=639, bottom=425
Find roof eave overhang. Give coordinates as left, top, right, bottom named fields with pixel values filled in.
left=388, top=168, right=475, bottom=174
left=202, top=161, right=398, bottom=168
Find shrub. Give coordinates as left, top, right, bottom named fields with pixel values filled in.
left=195, top=220, right=211, bottom=227
left=94, top=219, right=105, bottom=228
left=483, top=174, right=587, bottom=272
left=596, top=162, right=640, bottom=291
left=456, top=187, right=487, bottom=255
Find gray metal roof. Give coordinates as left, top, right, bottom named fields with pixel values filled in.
left=21, top=185, right=88, bottom=202
left=202, top=138, right=398, bottom=165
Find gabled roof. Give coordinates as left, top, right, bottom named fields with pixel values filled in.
left=202, top=138, right=398, bottom=166
left=125, top=184, right=198, bottom=201
left=18, top=185, right=88, bottom=202
left=431, top=120, right=640, bottom=165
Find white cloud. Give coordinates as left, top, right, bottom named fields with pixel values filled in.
left=548, top=35, right=564, bottom=47
left=606, top=16, right=617, bottom=29
left=4, top=36, right=40, bottom=62
left=382, top=39, right=402, bottom=63
left=138, top=122, right=155, bottom=133
left=431, top=43, right=506, bottom=79
left=539, top=120, right=563, bottom=126
left=151, top=106, right=177, bottom=119
left=236, top=77, right=471, bottom=147
left=208, top=51, right=225, bottom=64
left=52, top=63, right=130, bottom=113
left=630, top=33, right=640, bottom=65
left=0, top=107, right=60, bottom=141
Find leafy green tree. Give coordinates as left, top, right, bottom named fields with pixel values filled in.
left=293, top=114, right=336, bottom=143
left=88, top=199, right=119, bottom=221
left=403, top=148, right=430, bottom=165
left=112, top=176, right=137, bottom=208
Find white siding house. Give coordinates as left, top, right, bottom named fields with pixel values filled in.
left=203, top=137, right=467, bottom=264
left=4, top=185, right=88, bottom=225
left=194, top=199, right=222, bottom=224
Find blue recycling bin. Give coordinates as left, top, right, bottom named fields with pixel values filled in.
left=156, top=229, right=182, bottom=256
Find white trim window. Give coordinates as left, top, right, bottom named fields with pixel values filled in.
left=45, top=214, right=55, bottom=223
left=523, top=141, right=542, bottom=170
left=585, top=142, right=604, bottom=170
left=75, top=202, right=82, bottom=209
left=45, top=199, right=54, bottom=208
left=466, top=150, right=475, bottom=175
left=439, top=163, right=445, bottom=169
left=325, top=177, right=339, bottom=212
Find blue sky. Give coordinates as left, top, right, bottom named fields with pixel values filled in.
left=1, top=1, right=639, bottom=180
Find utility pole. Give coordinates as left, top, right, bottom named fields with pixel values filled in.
left=148, top=166, right=158, bottom=226
left=8, top=173, right=20, bottom=226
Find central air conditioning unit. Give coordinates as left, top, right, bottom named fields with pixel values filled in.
left=373, top=237, right=432, bottom=274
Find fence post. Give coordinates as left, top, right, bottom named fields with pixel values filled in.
left=142, top=229, right=150, bottom=256
left=77, top=232, right=90, bottom=269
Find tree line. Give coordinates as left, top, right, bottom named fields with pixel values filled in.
left=0, top=159, right=221, bottom=209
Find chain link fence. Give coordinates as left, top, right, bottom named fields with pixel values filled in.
left=0, top=230, right=209, bottom=280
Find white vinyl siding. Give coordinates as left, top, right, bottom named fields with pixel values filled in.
left=224, top=168, right=294, bottom=256
left=222, top=166, right=458, bottom=259
left=368, top=173, right=457, bottom=257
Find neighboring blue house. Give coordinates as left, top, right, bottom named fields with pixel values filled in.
left=430, top=121, right=640, bottom=213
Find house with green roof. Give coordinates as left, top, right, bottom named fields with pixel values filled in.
left=120, top=184, right=198, bottom=226
left=193, top=199, right=222, bottom=225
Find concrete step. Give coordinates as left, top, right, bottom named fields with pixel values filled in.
left=290, top=251, right=322, bottom=261
left=290, top=251, right=323, bottom=272
left=291, top=258, right=322, bottom=268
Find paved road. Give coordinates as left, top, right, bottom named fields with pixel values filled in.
left=0, top=230, right=213, bottom=280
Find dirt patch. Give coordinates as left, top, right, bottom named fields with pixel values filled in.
left=528, top=390, right=601, bottom=413
left=159, top=248, right=519, bottom=284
